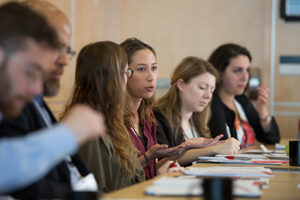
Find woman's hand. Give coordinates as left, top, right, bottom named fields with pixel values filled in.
left=256, top=84, right=270, bottom=120
left=145, top=144, right=168, bottom=161
left=184, top=134, right=223, bottom=149
left=157, top=160, right=185, bottom=175
left=146, top=142, right=189, bottom=162
left=213, top=138, right=240, bottom=155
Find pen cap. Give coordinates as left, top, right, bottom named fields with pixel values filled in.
left=203, top=178, right=232, bottom=200
left=289, top=140, right=300, bottom=166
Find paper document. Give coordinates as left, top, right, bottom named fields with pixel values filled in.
left=198, top=155, right=287, bottom=165
left=266, top=153, right=289, bottom=160
left=184, top=166, right=274, bottom=178
left=145, top=177, right=262, bottom=197
left=275, top=143, right=286, bottom=150
left=216, top=154, right=267, bottom=159
left=243, top=149, right=285, bottom=154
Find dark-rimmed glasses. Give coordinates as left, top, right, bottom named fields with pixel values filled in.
left=59, top=45, right=76, bottom=61
left=124, top=69, right=134, bottom=79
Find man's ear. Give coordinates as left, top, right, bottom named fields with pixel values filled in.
left=176, top=78, right=185, bottom=92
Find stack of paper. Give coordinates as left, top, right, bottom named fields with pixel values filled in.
left=145, top=176, right=262, bottom=197
left=197, top=154, right=288, bottom=165
left=184, top=166, right=274, bottom=178
left=244, top=149, right=286, bottom=154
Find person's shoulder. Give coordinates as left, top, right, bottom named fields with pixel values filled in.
left=99, top=134, right=113, bottom=146
left=0, top=102, right=36, bottom=136
left=153, top=108, right=165, bottom=120
left=211, top=94, right=223, bottom=107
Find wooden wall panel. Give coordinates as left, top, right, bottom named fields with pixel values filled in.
left=273, top=0, right=300, bottom=138
left=276, top=116, right=299, bottom=139
left=119, top=0, right=266, bottom=78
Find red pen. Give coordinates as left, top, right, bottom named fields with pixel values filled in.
left=225, top=156, right=250, bottom=160
left=226, top=156, right=235, bottom=160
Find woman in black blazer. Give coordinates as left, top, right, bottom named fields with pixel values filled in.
left=208, top=43, right=280, bottom=148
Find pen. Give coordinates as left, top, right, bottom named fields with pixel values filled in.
left=168, top=161, right=177, bottom=169
left=260, top=144, right=269, bottom=152
left=225, top=123, right=231, bottom=138
left=225, top=156, right=251, bottom=160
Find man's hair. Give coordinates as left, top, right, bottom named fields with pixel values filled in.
left=0, top=1, right=60, bottom=54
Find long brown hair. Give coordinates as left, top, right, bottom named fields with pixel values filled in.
left=121, top=38, right=156, bottom=127
left=60, top=41, right=137, bottom=174
left=155, top=56, right=218, bottom=138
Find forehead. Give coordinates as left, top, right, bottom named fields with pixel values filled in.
left=43, top=12, right=71, bottom=47
left=228, top=55, right=250, bottom=68
left=130, top=49, right=156, bottom=64
left=53, top=18, right=72, bottom=47
left=189, top=72, right=216, bottom=86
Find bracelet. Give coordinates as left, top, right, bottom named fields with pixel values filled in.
left=144, top=153, right=149, bottom=166
left=260, top=114, right=271, bottom=122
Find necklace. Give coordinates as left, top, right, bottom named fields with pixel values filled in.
left=131, top=126, right=140, bottom=137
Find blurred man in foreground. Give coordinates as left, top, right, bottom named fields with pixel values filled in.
left=0, top=1, right=106, bottom=194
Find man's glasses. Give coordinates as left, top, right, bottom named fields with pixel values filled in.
left=124, top=69, right=134, bottom=79
left=59, top=45, right=76, bottom=61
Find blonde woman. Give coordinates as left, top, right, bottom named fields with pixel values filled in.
left=155, top=57, right=240, bottom=165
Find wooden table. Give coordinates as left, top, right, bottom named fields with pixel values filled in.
left=101, top=141, right=300, bottom=200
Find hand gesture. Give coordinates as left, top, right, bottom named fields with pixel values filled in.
left=164, top=143, right=190, bottom=161
left=256, top=84, right=270, bottom=119
left=61, top=104, right=106, bottom=145
left=214, top=138, right=240, bottom=155
left=146, top=142, right=188, bottom=161
left=184, top=134, right=223, bottom=149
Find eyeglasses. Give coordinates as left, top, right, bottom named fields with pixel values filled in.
left=59, top=45, right=76, bottom=61
left=124, top=69, right=134, bottom=79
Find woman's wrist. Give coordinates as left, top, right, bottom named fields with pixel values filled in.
left=260, top=114, right=271, bottom=122
left=144, top=152, right=149, bottom=166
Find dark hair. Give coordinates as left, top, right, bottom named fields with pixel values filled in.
left=0, top=2, right=60, bottom=54
left=208, top=43, right=252, bottom=73
left=120, top=38, right=157, bottom=127
left=61, top=41, right=138, bottom=174
left=208, top=43, right=251, bottom=91
left=120, top=37, right=156, bottom=65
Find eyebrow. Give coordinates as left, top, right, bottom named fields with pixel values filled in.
left=136, top=62, right=157, bottom=67
left=234, top=65, right=250, bottom=69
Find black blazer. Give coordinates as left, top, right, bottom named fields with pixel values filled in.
left=209, top=94, right=280, bottom=144
left=154, top=109, right=184, bottom=148
left=0, top=101, right=89, bottom=199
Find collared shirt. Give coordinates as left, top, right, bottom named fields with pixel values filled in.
left=33, top=97, right=82, bottom=188
left=0, top=124, right=77, bottom=194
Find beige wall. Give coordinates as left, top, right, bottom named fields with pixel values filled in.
left=273, top=0, right=300, bottom=138
left=1, top=0, right=299, bottom=138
